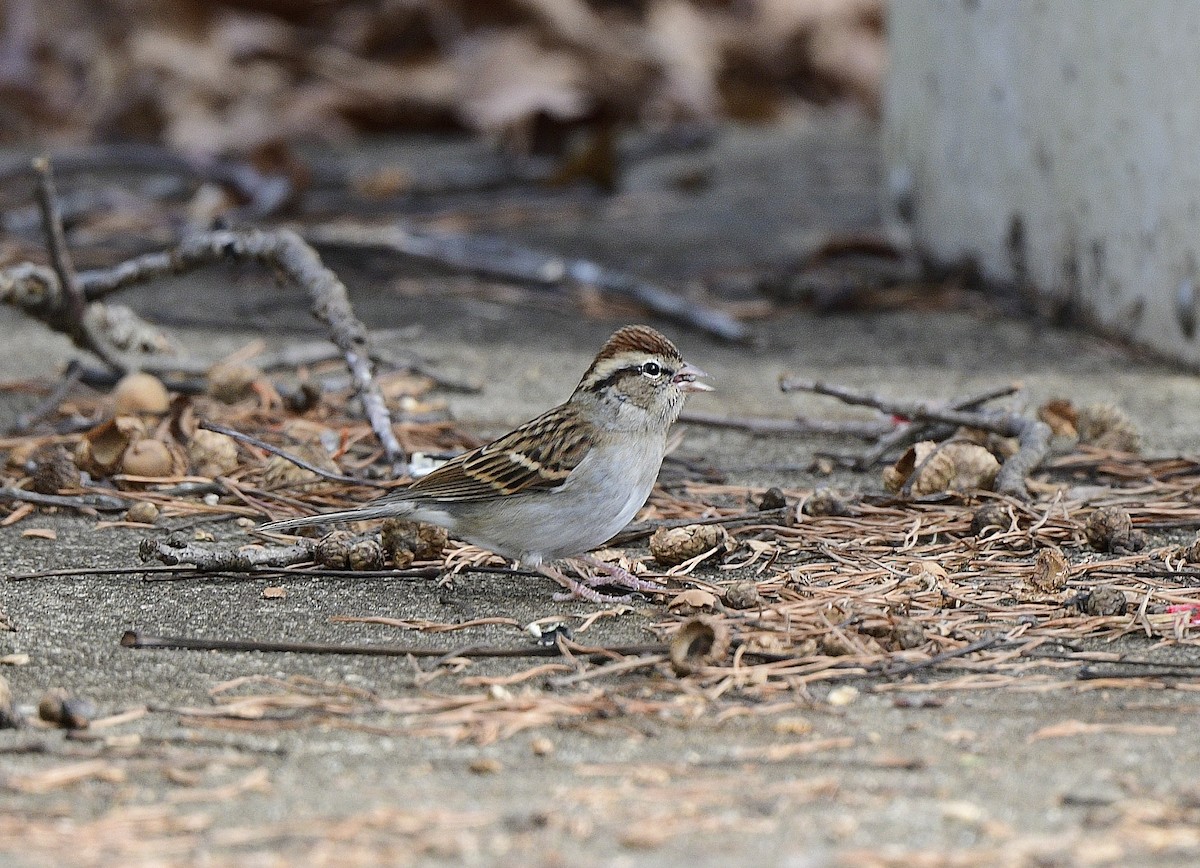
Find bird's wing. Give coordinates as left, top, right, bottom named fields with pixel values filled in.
left=399, top=405, right=594, bottom=502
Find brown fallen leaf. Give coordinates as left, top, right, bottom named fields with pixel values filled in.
left=20, top=528, right=57, bottom=540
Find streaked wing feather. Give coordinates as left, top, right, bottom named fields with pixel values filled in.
left=403, top=405, right=593, bottom=501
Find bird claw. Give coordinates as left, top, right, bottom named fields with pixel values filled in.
left=539, top=558, right=664, bottom=603
left=575, top=555, right=666, bottom=594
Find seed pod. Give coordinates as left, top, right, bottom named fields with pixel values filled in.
left=75, top=416, right=145, bottom=477
left=126, top=501, right=160, bottom=524
left=886, top=440, right=1001, bottom=497
left=669, top=617, right=730, bottom=675
left=206, top=362, right=261, bottom=404
left=315, top=531, right=357, bottom=569
left=970, top=502, right=1010, bottom=536
left=113, top=372, right=170, bottom=415
left=1076, top=403, right=1140, bottom=453
left=262, top=443, right=337, bottom=488
left=347, top=537, right=385, bottom=571
left=754, top=487, right=788, bottom=511
left=1037, top=398, right=1078, bottom=438
left=1029, top=547, right=1070, bottom=593
left=803, top=487, right=851, bottom=516
left=122, top=438, right=176, bottom=477
left=187, top=429, right=239, bottom=478
left=649, top=524, right=732, bottom=567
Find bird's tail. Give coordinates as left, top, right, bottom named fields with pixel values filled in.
left=259, top=502, right=411, bottom=533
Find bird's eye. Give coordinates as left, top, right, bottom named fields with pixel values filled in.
left=641, top=361, right=663, bottom=378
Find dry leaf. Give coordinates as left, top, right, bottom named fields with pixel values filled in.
left=20, top=528, right=57, bottom=540
left=1037, top=398, right=1078, bottom=437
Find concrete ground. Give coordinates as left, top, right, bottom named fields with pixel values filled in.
left=2, top=112, right=1200, bottom=866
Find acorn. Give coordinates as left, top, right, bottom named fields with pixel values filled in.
left=112, top=372, right=170, bottom=415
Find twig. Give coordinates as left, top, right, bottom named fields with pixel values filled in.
left=31, top=158, right=85, bottom=332
left=302, top=223, right=750, bottom=342
left=780, top=377, right=1048, bottom=497
left=121, top=630, right=669, bottom=659
left=71, top=228, right=404, bottom=465
left=198, top=420, right=388, bottom=487
left=549, top=654, right=669, bottom=687
left=6, top=359, right=83, bottom=435
left=0, top=486, right=129, bottom=512
left=852, top=383, right=1023, bottom=470
left=0, top=145, right=292, bottom=220
left=29, top=157, right=127, bottom=371
left=678, top=410, right=894, bottom=439
left=139, top=537, right=316, bottom=571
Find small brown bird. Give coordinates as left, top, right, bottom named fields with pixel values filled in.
left=261, top=325, right=711, bottom=601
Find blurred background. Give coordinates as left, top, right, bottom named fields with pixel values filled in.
left=1, top=0, right=882, bottom=156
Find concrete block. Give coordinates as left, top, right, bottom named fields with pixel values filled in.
left=884, top=0, right=1200, bottom=361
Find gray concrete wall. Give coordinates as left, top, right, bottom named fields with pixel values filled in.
left=885, top=1, right=1200, bottom=361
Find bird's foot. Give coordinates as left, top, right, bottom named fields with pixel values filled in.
left=537, top=557, right=665, bottom=604
left=575, top=554, right=666, bottom=594
left=538, top=563, right=631, bottom=604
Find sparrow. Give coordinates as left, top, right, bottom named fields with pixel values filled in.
left=260, top=325, right=712, bottom=601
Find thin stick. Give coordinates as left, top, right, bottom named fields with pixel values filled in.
left=780, top=377, right=1048, bottom=497
left=0, top=229, right=405, bottom=463
left=120, top=630, right=669, bottom=659
left=31, top=157, right=85, bottom=336
left=303, top=223, right=750, bottom=342
left=198, top=420, right=388, bottom=487
left=7, top=359, right=83, bottom=435
left=880, top=636, right=1004, bottom=678
left=0, top=486, right=129, bottom=512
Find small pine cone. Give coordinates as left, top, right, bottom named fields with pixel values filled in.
left=315, top=530, right=357, bottom=569
left=1076, top=404, right=1140, bottom=453
left=381, top=519, right=449, bottom=566
left=1076, top=586, right=1127, bottom=617
left=187, top=430, right=239, bottom=478
left=723, top=581, right=762, bottom=610
left=30, top=445, right=80, bottom=494
left=650, top=524, right=732, bottom=567
left=803, top=487, right=851, bottom=517
left=970, top=502, right=1010, bottom=536
left=347, top=538, right=385, bottom=571
left=1084, top=507, right=1144, bottom=553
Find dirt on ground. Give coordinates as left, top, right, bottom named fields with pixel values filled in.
left=2, top=113, right=1200, bottom=867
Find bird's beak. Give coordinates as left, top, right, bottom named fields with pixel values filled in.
left=673, top=362, right=713, bottom=392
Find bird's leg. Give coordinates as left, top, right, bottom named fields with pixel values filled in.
left=573, top=554, right=667, bottom=594
left=536, top=563, right=632, bottom=604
